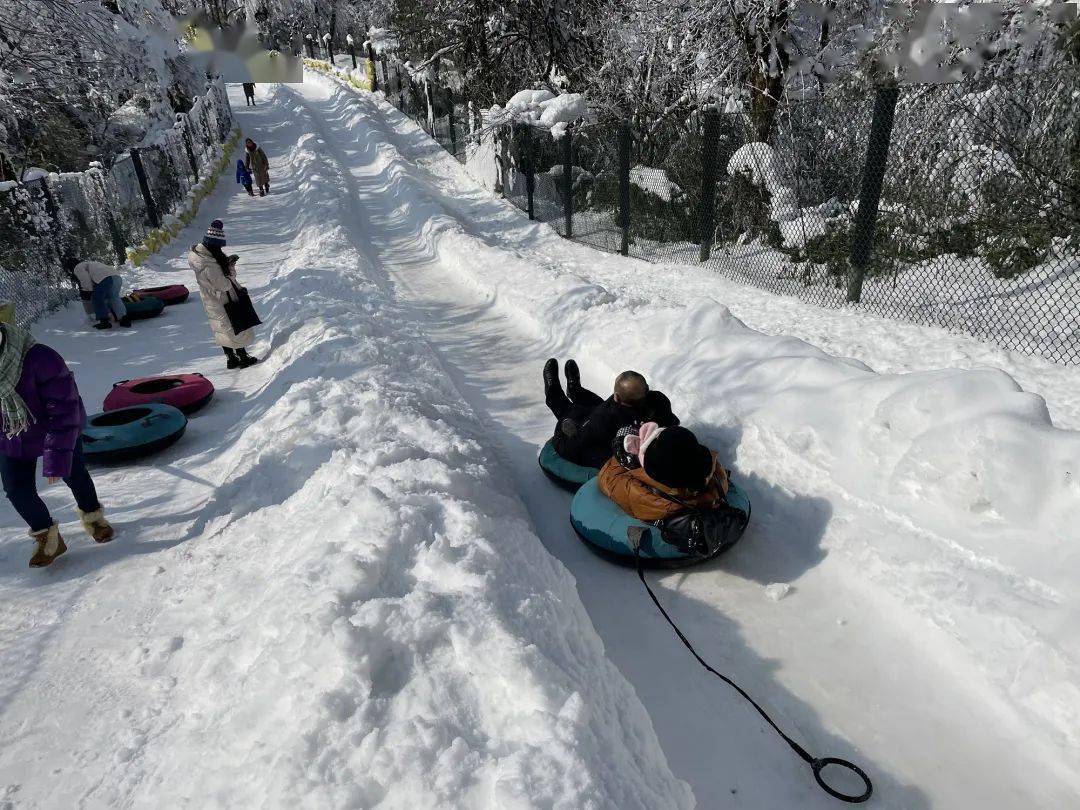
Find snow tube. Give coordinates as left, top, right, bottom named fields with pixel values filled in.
left=133, top=284, right=188, bottom=305
left=104, top=373, right=214, bottom=415
left=570, top=477, right=751, bottom=568
left=81, top=403, right=188, bottom=464
left=538, top=438, right=600, bottom=492
left=123, top=296, right=165, bottom=320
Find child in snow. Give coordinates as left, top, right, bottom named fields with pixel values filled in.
left=598, top=423, right=729, bottom=522
left=236, top=159, right=254, bottom=196
left=0, top=323, right=114, bottom=567
left=70, top=258, right=131, bottom=329
left=187, top=219, right=259, bottom=369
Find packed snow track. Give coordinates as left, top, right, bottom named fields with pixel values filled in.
left=1, top=75, right=1078, bottom=809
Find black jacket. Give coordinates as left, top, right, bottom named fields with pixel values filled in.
left=554, top=391, right=679, bottom=468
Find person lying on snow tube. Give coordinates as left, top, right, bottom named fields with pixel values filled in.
left=599, top=422, right=732, bottom=556
left=543, top=358, right=680, bottom=470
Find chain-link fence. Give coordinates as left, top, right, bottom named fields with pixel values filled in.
left=0, top=79, right=234, bottom=326
left=375, top=58, right=1079, bottom=366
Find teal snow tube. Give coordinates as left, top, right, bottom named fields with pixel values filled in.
left=570, top=477, right=751, bottom=568
left=82, top=403, right=188, bottom=464
left=123, top=296, right=165, bottom=320
left=538, top=438, right=600, bottom=492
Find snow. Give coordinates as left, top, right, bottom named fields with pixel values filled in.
left=299, top=74, right=1080, bottom=807
left=500, top=89, right=586, bottom=131
left=630, top=166, right=682, bottom=202
left=0, top=84, right=691, bottom=810
left=3, top=73, right=1080, bottom=810
left=20, top=167, right=49, bottom=182
left=727, top=142, right=787, bottom=193
left=538, top=93, right=587, bottom=127
left=764, top=583, right=793, bottom=602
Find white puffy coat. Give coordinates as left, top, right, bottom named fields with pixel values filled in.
left=187, top=244, right=254, bottom=349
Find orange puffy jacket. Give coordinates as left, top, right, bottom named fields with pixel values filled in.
left=598, top=451, right=730, bottom=523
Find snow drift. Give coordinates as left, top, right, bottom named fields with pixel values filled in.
left=0, top=84, right=693, bottom=809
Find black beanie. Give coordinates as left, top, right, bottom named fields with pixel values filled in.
left=643, top=426, right=713, bottom=491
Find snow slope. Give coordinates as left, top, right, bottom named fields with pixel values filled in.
left=0, top=85, right=691, bottom=809
left=286, top=71, right=1080, bottom=808
left=3, top=71, right=1079, bottom=810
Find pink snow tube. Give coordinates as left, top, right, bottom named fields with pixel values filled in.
left=132, top=284, right=189, bottom=305
left=104, top=374, right=214, bottom=415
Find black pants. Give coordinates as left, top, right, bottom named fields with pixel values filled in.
left=545, top=382, right=603, bottom=423
left=0, top=442, right=100, bottom=533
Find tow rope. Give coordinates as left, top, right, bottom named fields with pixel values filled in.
left=628, top=528, right=873, bottom=803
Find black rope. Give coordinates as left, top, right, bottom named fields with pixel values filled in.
left=631, top=538, right=873, bottom=803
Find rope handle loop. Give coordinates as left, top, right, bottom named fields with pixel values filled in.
left=812, top=758, right=873, bottom=803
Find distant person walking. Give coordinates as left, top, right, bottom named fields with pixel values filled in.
left=188, top=220, right=259, bottom=369
left=70, top=258, right=131, bottom=329
left=244, top=138, right=270, bottom=196
left=242, top=82, right=256, bottom=106
left=236, top=159, right=254, bottom=196
left=0, top=323, right=114, bottom=567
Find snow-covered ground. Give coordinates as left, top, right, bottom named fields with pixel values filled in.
left=2, top=74, right=1079, bottom=809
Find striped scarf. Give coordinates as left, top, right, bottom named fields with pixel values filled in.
left=0, top=324, right=36, bottom=438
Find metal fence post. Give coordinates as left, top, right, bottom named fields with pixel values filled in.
left=448, top=88, right=458, bottom=156
left=129, top=147, right=161, bottom=228
left=424, top=78, right=435, bottom=133
left=618, top=122, right=631, bottom=255
left=93, top=171, right=128, bottom=264
left=34, top=177, right=65, bottom=262
left=848, top=85, right=900, bottom=303
left=182, top=120, right=199, bottom=181
left=521, top=125, right=535, bottom=219
left=562, top=125, right=573, bottom=237
left=367, top=43, right=378, bottom=92
left=699, top=109, right=721, bottom=262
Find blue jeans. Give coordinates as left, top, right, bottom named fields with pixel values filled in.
left=0, top=442, right=101, bottom=532
left=92, top=276, right=126, bottom=322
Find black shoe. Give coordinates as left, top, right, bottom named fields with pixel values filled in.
left=224, top=348, right=240, bottom=369
left=94, top=320, right=111, bottom=330
left=564, top=359, right=581, bottom=392
left=543, top=358, right=559, bottom=391
left=239, top=354, right=259, bottom=368
left=119, top=315, right=132, bottom=328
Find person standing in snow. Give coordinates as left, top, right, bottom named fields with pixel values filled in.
left=188, top=220, right=259, bottom=369
left=70, top=258, right=131, bottom=329
left=242, top=82, right=256, bottom=106
left=236, top=159, right=254, bottom=196
left=0, top=323, right=114, bottom=567
left=244, top=138, right=270, bottom=196
left=543, top=359, right=679, bottom=468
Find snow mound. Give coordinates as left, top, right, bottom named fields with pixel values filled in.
left=727, top=143, right=787, bottom=193
left=427, top=152, right=1080, bottom=762
left=630, top=166, right=683, bottom=202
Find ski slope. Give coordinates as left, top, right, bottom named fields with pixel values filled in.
left=1, top=74, right=1079, bottom=808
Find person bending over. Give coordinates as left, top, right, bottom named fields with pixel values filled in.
left=543, top=358, right=679, bottom=469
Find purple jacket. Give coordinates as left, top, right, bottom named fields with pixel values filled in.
left=0, top=344, right=86, bottom=478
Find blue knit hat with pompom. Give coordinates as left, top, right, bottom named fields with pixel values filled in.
left=202, top=219, right=225, bottom=248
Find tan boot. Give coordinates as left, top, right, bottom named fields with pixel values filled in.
left=29, top=524, right=67, bottom=568
left=77, top=508, right=115, bottom=543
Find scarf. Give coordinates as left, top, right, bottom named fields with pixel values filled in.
left=0, top=324, right=36, bottom=438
